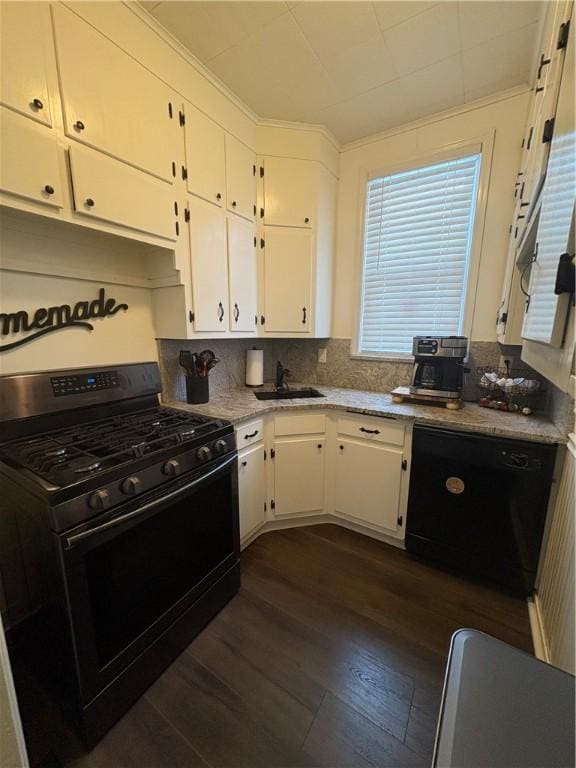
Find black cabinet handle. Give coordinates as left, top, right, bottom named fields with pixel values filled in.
left=218, top=301, right=224, bottom=322
left=302, top=307, right=307, bottom=324
left=44, top=185, right=54, bottom=195
left=244, top=430, right=259, bottom=439
left=359, top=427, right=380, bottom=435
left=317, top=444, right=322, bottom=449
left=304, top=217, right=310, bottom=223
left=339, top=445, right=344, bottom=450
left=234, top=303, right=239, bottom=323
left=31, top=98, right=44, bottom=110
left=216, top=193, right=222, bottom=200
left=74, top=120, right=85, bottom=131
left=241, top=461, right=247, bottom=467
left=85, top=198, right=95, bottom=207
left=232, top=200, right=237, bottom=207
left=537, top=53, right=551, bottom=79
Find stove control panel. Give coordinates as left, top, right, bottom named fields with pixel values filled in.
left=51, top=370, right=119, bottom=397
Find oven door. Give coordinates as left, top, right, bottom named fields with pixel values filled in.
left=57, top=452, right=239, bottom=703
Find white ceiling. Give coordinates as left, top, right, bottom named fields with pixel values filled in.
left=141, top=1, right=544, bottom=144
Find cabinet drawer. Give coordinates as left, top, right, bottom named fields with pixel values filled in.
left=68, top=145, right=177, bottom=241
left=274, top=412, right=325, bottom=436
left=236, top=418, right=264, bottom=448
left=337, top=415, right=404, bottom=446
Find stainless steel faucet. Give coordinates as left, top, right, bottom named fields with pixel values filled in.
left=275, top=361, right=291, bottom=390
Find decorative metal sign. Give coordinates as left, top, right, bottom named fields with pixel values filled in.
left=0, top=288, right=129, bottom=352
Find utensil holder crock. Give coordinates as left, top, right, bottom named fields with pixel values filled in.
left=185, top=375, right=209, bottom=404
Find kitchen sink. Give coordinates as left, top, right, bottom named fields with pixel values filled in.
left=254, top=388, right=325, bottom=400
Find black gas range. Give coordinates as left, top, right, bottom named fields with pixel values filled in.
left=0, top=362, right=240, bottom=746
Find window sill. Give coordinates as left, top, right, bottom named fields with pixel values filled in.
left=350, top=352, right=415, bottom=364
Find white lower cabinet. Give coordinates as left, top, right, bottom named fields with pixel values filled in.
left=238, top=443, right=266, bottom=543
left=272, top=437, right=326, bottom=517
left=334, top=438, right=403, bottom=533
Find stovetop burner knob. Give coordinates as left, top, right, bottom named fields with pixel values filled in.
left=121, top=476, right=142, bottom=495
left=213, top=439, right=228, bottom=455
left=196, top=445, right=212, bottom=462
left=163, top=459, right=181, bottom=477
left=88, top=489, right=111, bottom=511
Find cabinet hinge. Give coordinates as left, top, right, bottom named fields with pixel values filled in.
left=259, top=166, right=264, bottom=178
left=270, top=448, right=275, bottom=459
left=182, top=166, right=188, bottom=181
left=260, top=238, right=265, bottom=248
left=179, top=110, right=185, bottom=126
left=184, top=208, right=190, bottom=223
left=271, top=499, right=275, bottom=510
left=401, top=459, right=407, bottom=471
left=253, top=164, right=256, bottom=176
left=260, top=315, right=265, bottom=325
left=558, top=19, right=570, bottom=49
left=397, top=515, right=403, bottom=527
left=542, top=117, right=555, bottom=144
left=168, top=102, right=173, bottom=119
left=189, top=310, right=195, bottom=323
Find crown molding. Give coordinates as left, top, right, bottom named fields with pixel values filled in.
left=256, top=118, right=341, bottom=150
left=341, top=84, right=532, bottom=152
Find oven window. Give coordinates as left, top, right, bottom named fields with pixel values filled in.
left=85, top=470, right=235, bottom=667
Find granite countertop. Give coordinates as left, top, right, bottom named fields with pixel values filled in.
left=165, top=384, right=567, bottom=444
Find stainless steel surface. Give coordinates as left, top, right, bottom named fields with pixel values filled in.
left=412, top=336, right=468, bottom=358
left=434, top=629, right=575, bottom=768
left=0, top=362, right=161, bottom=422
left=64, top=453, right=237, bottom=548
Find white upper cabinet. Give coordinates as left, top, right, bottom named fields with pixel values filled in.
left=68, top=144, right=177, bottom=241
left=334, top=439, right=402, bottom=533
left=262, top=227, right=312, bottom=333
left=226, top=135, right=256, bottom=221
left=0, top=108, right=63, bottom=209
left=0, top=2, right=54, bottom=127
left=188, top=197, right=229, bottom=333
left=183, top=103, right=226, bottom=207
left=522, top=12, right=575, bottom=347
left=227, top=217, right=258, bottom=334
left=262, top=157, right=316, bottom=228
left=52, top=5, right=177, bottom=182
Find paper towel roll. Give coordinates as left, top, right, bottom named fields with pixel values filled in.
left=246, top=348, right=264, bottom=387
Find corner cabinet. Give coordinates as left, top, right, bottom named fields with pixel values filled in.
left=258, top=157, right=337, bottom=337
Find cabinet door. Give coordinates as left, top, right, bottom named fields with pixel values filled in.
left=263, top=227, right=312, bottom=332
left=335, top=439, right=402, bottom=533
left=228, top=217, right=257, bottom=333
left=68, top=144, right=176, bottom=240
left=226, top=135, right=255, bottom=221
left=238, top=443, right=266, bottom=542
left=188, top=197, right=229, bottom=332
left=0, top=2, right=53, bottom=126
left=263, top=157, right=316, bottom=228
left=184, top=103, right=225, bottom=207
left=0, top=108, right=63, bottom=209
left=273, top=438, right=325, bottom=517
left=522, top=16, right=574, bottom=347
left=53, top=5, right=177, bottom=182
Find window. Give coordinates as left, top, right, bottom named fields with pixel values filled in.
left=358, top=153, right=481, bottom=356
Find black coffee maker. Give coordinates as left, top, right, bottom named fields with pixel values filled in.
left=410, top=336, right=468, bottom=398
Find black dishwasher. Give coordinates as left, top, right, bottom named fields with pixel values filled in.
left=406, top=426, right=557, bottom=596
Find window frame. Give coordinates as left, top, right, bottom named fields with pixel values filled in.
left=352, top=133, right=495, bottom=361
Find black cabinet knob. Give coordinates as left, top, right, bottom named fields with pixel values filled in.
left=241, top=461, right=247, bottom=467
left=231, top=200, right=237, bottom=207
left=304, top=217, right=310, bottom=223
left=216, top=192, right=222, bottom=200
left=74, top=120, right=85, bottom=131
left=31, top=98, right=44, bottom=110
left=44, top=185, right=55, bottom=195
left=85, top=198, right=95, bottom=207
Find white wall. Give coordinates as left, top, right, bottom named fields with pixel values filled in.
left=332, top=90, right=531, bottom=342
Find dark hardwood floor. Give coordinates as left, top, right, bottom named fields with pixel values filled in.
left=18, top=524, right=533, bottom=768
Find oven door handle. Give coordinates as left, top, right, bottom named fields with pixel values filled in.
left=64, top=453, right=237, bottom=549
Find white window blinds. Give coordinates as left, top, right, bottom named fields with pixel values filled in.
left=359, top=153, right=481, bottom=356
